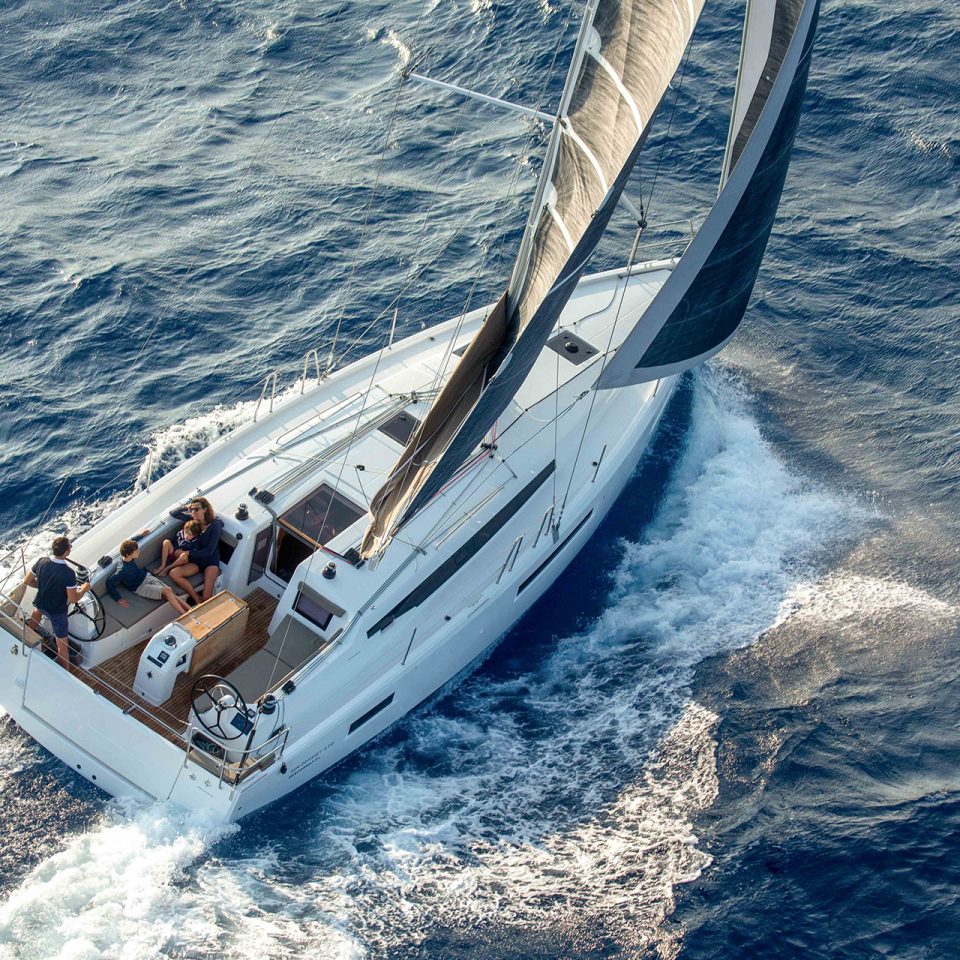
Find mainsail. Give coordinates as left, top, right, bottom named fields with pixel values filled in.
left=596, top=0, right=819, bottom=387
left=362, top=0, right=707, bottom=556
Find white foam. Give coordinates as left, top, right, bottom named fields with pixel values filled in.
left=0, top=368, right=863, bottom=955
left=134, top=380, right=312, bottom=491
left=0, top=802, right=362, bottom=960
left=773, top=572, right=956, bottom=628
left=0, top=803, right=231, bottom=960
left=601, top=368, right=861, bottom=664
left=377, top=30, right=411, bottom=73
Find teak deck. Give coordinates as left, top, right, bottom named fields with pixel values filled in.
left=79, top=589, right=278, bottom=748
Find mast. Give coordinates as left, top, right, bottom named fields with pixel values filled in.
left=361, top=0, right=709, bottom=558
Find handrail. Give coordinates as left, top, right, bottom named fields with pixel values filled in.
left=0, top=546, right=29, bottom=645
left=0, top=544, right=27, bottom=592
left=497, top=536, right=524, bottom=584
left=253, top=372, right=278, bottom=422
left=184, top=720, right=290, bottom=787
left=3, top=616, right=290, bottom=785
left=301, top=349, right=322, bottom=393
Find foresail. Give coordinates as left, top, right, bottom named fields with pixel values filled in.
left=362, top=0, right=706, bottom=556
left=596, top=0, right=819, bottom=389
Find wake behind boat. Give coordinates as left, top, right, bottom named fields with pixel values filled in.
left=0, top=0, right=819, bottom=820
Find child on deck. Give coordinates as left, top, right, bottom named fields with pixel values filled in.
left=107, top=540, right=189, bottom=615
left=156, top=520, right=202, bottom=577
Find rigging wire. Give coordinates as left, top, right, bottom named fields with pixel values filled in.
left=264, top=329, right=393, bottom=692
left=372, top=9, right=577, bottom=550
left=636, top=32, right=696, bottom=230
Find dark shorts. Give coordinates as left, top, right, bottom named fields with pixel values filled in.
left=36, top=606, right=69, bottom=639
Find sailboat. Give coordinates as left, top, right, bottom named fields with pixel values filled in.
left=0, top=0, right=819, bottom=819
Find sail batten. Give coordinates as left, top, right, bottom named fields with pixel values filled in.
left=596, top=0, right=819, bottom=389
left=361, top=0, right=709, bottom=557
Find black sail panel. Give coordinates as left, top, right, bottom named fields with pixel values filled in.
left=597, top=0, right=819, bottom=389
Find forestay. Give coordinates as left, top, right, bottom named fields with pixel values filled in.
left=596, top=0, right=819, bottom=388
left=362, top=0, right=707, bottom=557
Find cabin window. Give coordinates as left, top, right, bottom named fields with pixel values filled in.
left=349, top=693, right=394, bottom=735
left=247, top=526, right=273, bottom=584
left=294, top=588, right=336, bottom=632
left=366, top=461, right=555, bottom=637
left=271, top=484, right=365, bottom=582
left=517, top=510, right=593, bottom=595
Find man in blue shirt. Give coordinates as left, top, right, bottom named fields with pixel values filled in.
left=22, top=536, right=90, bottom=668
left=107, top=539, right=188, bottom=615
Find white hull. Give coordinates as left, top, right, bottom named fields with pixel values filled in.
left=0, top=259, right=678, bottom=821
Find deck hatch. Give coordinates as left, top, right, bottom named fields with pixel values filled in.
left=377, top=411, right=420, bottom=446
left=545, top=331, right=598, bottom=365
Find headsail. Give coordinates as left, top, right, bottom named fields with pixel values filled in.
left=596, top=0, right=819, bottom=388
left=362, top=0, right=707, bottom=556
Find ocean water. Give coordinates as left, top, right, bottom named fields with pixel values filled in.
left=1, top=0, right=958, bottom=958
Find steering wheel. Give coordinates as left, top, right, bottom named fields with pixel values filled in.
left=68, top=591, right=106, bottom=641
left=63, top=561, right=106, bottom=641
left=190, top=675, right=249, bottom=741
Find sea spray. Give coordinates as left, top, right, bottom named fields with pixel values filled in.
left=0, top=369, right=865, bottom=956
left=230, top=368, right=863, bottom=954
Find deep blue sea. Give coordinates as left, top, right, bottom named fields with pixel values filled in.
left=1, top=0, right=959, bottom=957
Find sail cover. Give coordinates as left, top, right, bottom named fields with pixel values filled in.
left=596, top=0, right=819, bottom=388
left=362, top=0, right=706, bottom=556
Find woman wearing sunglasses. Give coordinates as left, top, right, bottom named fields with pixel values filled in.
left=167, top=496, right=224, bottom=605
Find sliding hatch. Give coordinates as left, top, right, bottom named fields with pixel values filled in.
left=270, top=483, right=365, bottom=582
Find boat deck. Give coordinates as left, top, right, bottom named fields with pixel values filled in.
left=78, top=589, right=278, bottom=748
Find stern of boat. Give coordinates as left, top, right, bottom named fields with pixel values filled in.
left=0, top=568, right=283, bottom=820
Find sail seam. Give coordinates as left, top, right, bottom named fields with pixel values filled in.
left=546, top=202, right=577, bottom=254
left=665, top=0, right=686, bottom=39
